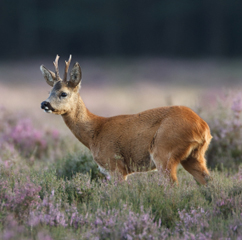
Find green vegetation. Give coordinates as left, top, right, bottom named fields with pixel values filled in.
left=0, top=158, right=242, bottom=239
left=1, top=91, right=242, bottom=239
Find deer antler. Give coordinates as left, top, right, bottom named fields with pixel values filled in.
left=53, top=55, right=60, bottom=81
left=63, top=55, right=72, bottom=82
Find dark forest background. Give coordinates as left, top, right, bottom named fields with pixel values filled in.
left=1, top=0, right=242, bottom=59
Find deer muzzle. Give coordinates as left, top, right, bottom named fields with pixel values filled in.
left=41, top=101, right=55, bottom=113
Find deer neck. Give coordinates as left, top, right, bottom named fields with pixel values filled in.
left=61, top=95, right=103, bottom=149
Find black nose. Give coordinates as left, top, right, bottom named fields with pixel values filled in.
left=41, top=101, right=48, bottom=109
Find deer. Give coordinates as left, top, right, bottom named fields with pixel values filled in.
left=40, top=55, right=212, bottom=185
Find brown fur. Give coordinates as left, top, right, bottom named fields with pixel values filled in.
left=40, top=55, right=212, bottom=184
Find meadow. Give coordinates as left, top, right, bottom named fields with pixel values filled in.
left=1, top=58, right=242, bottom=239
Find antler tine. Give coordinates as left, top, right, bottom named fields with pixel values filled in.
left=63, top=54, right=72, bottom=82
left=53, top=55, right=60, bottom=81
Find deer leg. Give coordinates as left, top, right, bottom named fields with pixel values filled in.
left=151, top=150, right=180, bottom=184
left=165, top=158, right=180, bottom=184
left=150, top=124, right=200, bottom=185
left=181, top=140, right=210, bottom=185
left=95, top=157, right=128, bottom=182
left=181, top=156, right=210, bottom=185
left=150, top=136, right=196, bottom=185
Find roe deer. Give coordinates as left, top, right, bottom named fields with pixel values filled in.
left=40, top=55, right=212, bottom=184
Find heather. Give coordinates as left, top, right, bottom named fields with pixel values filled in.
left=0, top=92, right=242, bottom=239
left=206, top=92, right=242, bottom=170
left=0, top=107, right=64, bottom=162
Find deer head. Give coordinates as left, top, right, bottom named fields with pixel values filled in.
left=40, top=55, right=82, bottom=115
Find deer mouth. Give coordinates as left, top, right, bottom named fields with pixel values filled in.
left=41, top=101, right=56, bottom=113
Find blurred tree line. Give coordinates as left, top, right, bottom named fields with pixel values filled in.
left=1, top=0, right=242, bottom=59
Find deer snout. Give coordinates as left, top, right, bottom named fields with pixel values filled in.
left=41, top=101, right=48, bottom=109
left=41, top=101, right=54, bottom=113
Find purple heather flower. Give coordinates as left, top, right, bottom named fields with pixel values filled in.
left=51, top=129, right=59, bottom=139
left=231, top=95, right=242, bottom=113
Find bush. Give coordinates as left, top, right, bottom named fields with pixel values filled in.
left=207, top=92, right=242, bottom=170
left=55, top=151, right=103, bottom=181
left=0, top=176, right=42, bottom=222
left=0, top=107, right=64, bottom=161
left=0, top=158, right=242, bottom=239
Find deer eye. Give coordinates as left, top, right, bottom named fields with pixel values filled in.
left=60, top=92, right=67, bottom=98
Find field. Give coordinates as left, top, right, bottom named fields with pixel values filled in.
left=1, top=58, right=242, bottom=239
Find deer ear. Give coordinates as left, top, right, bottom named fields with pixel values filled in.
left=40, top=65, right=57, bottom=87
left=68, top=63, right=82, bottom=88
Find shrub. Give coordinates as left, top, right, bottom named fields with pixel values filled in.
left=82, top=206, right=163, bottom=240
left=207, top=92, right=242, bottom=170
left=6, top=118, right=47, bottom=158
left=0, top=107, right=64, bottom=161
left=0, top=177, right=41, bottom=221
left=55, top=151, right=103, bottom=181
